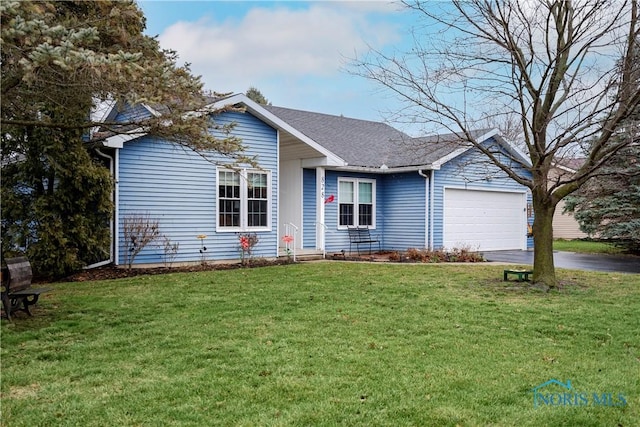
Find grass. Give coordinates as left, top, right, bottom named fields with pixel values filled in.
left=553, top=239, right=625, bottom=254
left=2, top=262, right=639, bottom=426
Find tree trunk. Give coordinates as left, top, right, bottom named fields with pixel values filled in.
left=532, top=196, right=558, bottom=289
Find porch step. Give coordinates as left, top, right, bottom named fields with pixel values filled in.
left=278, top=249, right=324, bottom=261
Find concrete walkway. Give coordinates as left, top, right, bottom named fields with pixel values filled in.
left=482, top=250, right=640, bottom=274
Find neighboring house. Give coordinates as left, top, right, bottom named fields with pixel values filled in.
left=97, top=93, right=534, bottom=266
left=550, top=160, right=588, bottom=239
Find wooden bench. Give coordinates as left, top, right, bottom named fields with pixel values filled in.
left=1, top=257, right=51, bottom=321
left=503, top=269, right=533, bottom=282
left=347, top=226, right=381, bottom=255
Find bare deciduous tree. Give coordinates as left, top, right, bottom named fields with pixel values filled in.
left=354, top=0, right=640, bottom=288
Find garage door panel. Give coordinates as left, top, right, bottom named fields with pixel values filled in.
left=444, top=189, right=525, bottom=251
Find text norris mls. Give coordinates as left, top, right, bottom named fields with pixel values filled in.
left=532, top=379, right=627, bottom=408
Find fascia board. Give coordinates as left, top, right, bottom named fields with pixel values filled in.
left=92, top=98, right=116, bottom=123
left=476, top=128, right=500, bottom=144
left=431, top=147, right=470, bottom=169
left=97, top=102, right=155, bottom=147
left=102, top=128, right=147, bottom=148
left=102, top=100, right=156, bottom=123
left=302, top=157, right=347, bottom=168
left=207, top=94, right=348, bottom=167
left=142, top=103, right=163, bottom=118
left=430, top=129, right=499, bottom=169
left=490, top=132, right=533, bottom=167
left=430, top=128, right=533, bottom=169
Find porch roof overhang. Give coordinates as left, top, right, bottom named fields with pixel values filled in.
left=100, top=128, right=147, bottom=148
left=206, top=94, right=347, bottom=168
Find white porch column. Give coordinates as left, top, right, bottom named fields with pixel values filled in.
left=316, top=167, right=326, bottom=250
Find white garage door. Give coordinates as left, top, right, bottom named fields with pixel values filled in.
left=444, top=189, right=525, bottom=251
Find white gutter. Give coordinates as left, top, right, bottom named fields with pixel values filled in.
left=334, top=164, right=437, bottom=174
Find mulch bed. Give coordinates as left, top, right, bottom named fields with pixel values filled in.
left=60, top=259, right=292, bottom=282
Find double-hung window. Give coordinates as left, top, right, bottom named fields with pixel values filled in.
left=338, top=178, right=376, bottom=228
left=217, top=169, right=270, bottom=231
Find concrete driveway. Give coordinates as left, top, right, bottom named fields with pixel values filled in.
left=482, top=250, right=640, bottom=274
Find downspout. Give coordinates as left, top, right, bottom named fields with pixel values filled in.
left=85, top=148, right=114, bottom=269
left=418, top=170, right=430, bottom=250
left=430, top=170, right=434, bottom=250
left=419, top=169, right=435, bottom=250
left=114, top=148, right=120, bottom=266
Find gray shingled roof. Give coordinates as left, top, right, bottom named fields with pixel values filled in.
left=264, top=105, right=409, bottom=167
left=264, top=105, right=489, bottom=169
left=97, top=94, right=497, bottom=169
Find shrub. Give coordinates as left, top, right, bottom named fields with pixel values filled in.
left=160, top=235, right=179, bottom=268
left=238, top=233, right=259, bottom=265
left=402, top=247, right=484, bottom=263
left=388, top=251, right=402, bottom=262
left=405, top=248, right=427, bottom=262
left=447, top=246, right=484, bottom=262
left=122, top=213, right=160, bottom=268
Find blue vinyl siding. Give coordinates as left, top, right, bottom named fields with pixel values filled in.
left=321, top=171, right=427, bottom=253
left=117, top=107, right=533, bottom=263
left=431, top=141, right=533, bottom=250
left=323, top=171, right=384, bottom=253
left=113, top=103, right=153, bottom=123
left=381, top=173, right=427, bottom=250
left=302, top=168, right=317, bottom=249
left=302, top=144, right=530, bottom=255
left=117, top=111, right=278, bottom=265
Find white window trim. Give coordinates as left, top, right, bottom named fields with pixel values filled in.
left=216, top=168, right=272, bottom=232
left=337, top=177, right=376, bottom=230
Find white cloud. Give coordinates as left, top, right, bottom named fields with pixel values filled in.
left=157, top=3, right=401, bottom=96
left=323, top=0, right=405, bottom=14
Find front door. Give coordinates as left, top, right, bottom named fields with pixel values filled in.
left=279, top=159, right=303, bottom=249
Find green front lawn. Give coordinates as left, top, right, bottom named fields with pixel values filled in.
left=553, top=239, right=625, bottom=254
left=2, top=263, right=639, bottom=426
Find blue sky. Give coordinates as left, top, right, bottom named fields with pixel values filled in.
left=138, top=1, right=416, bottom=130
